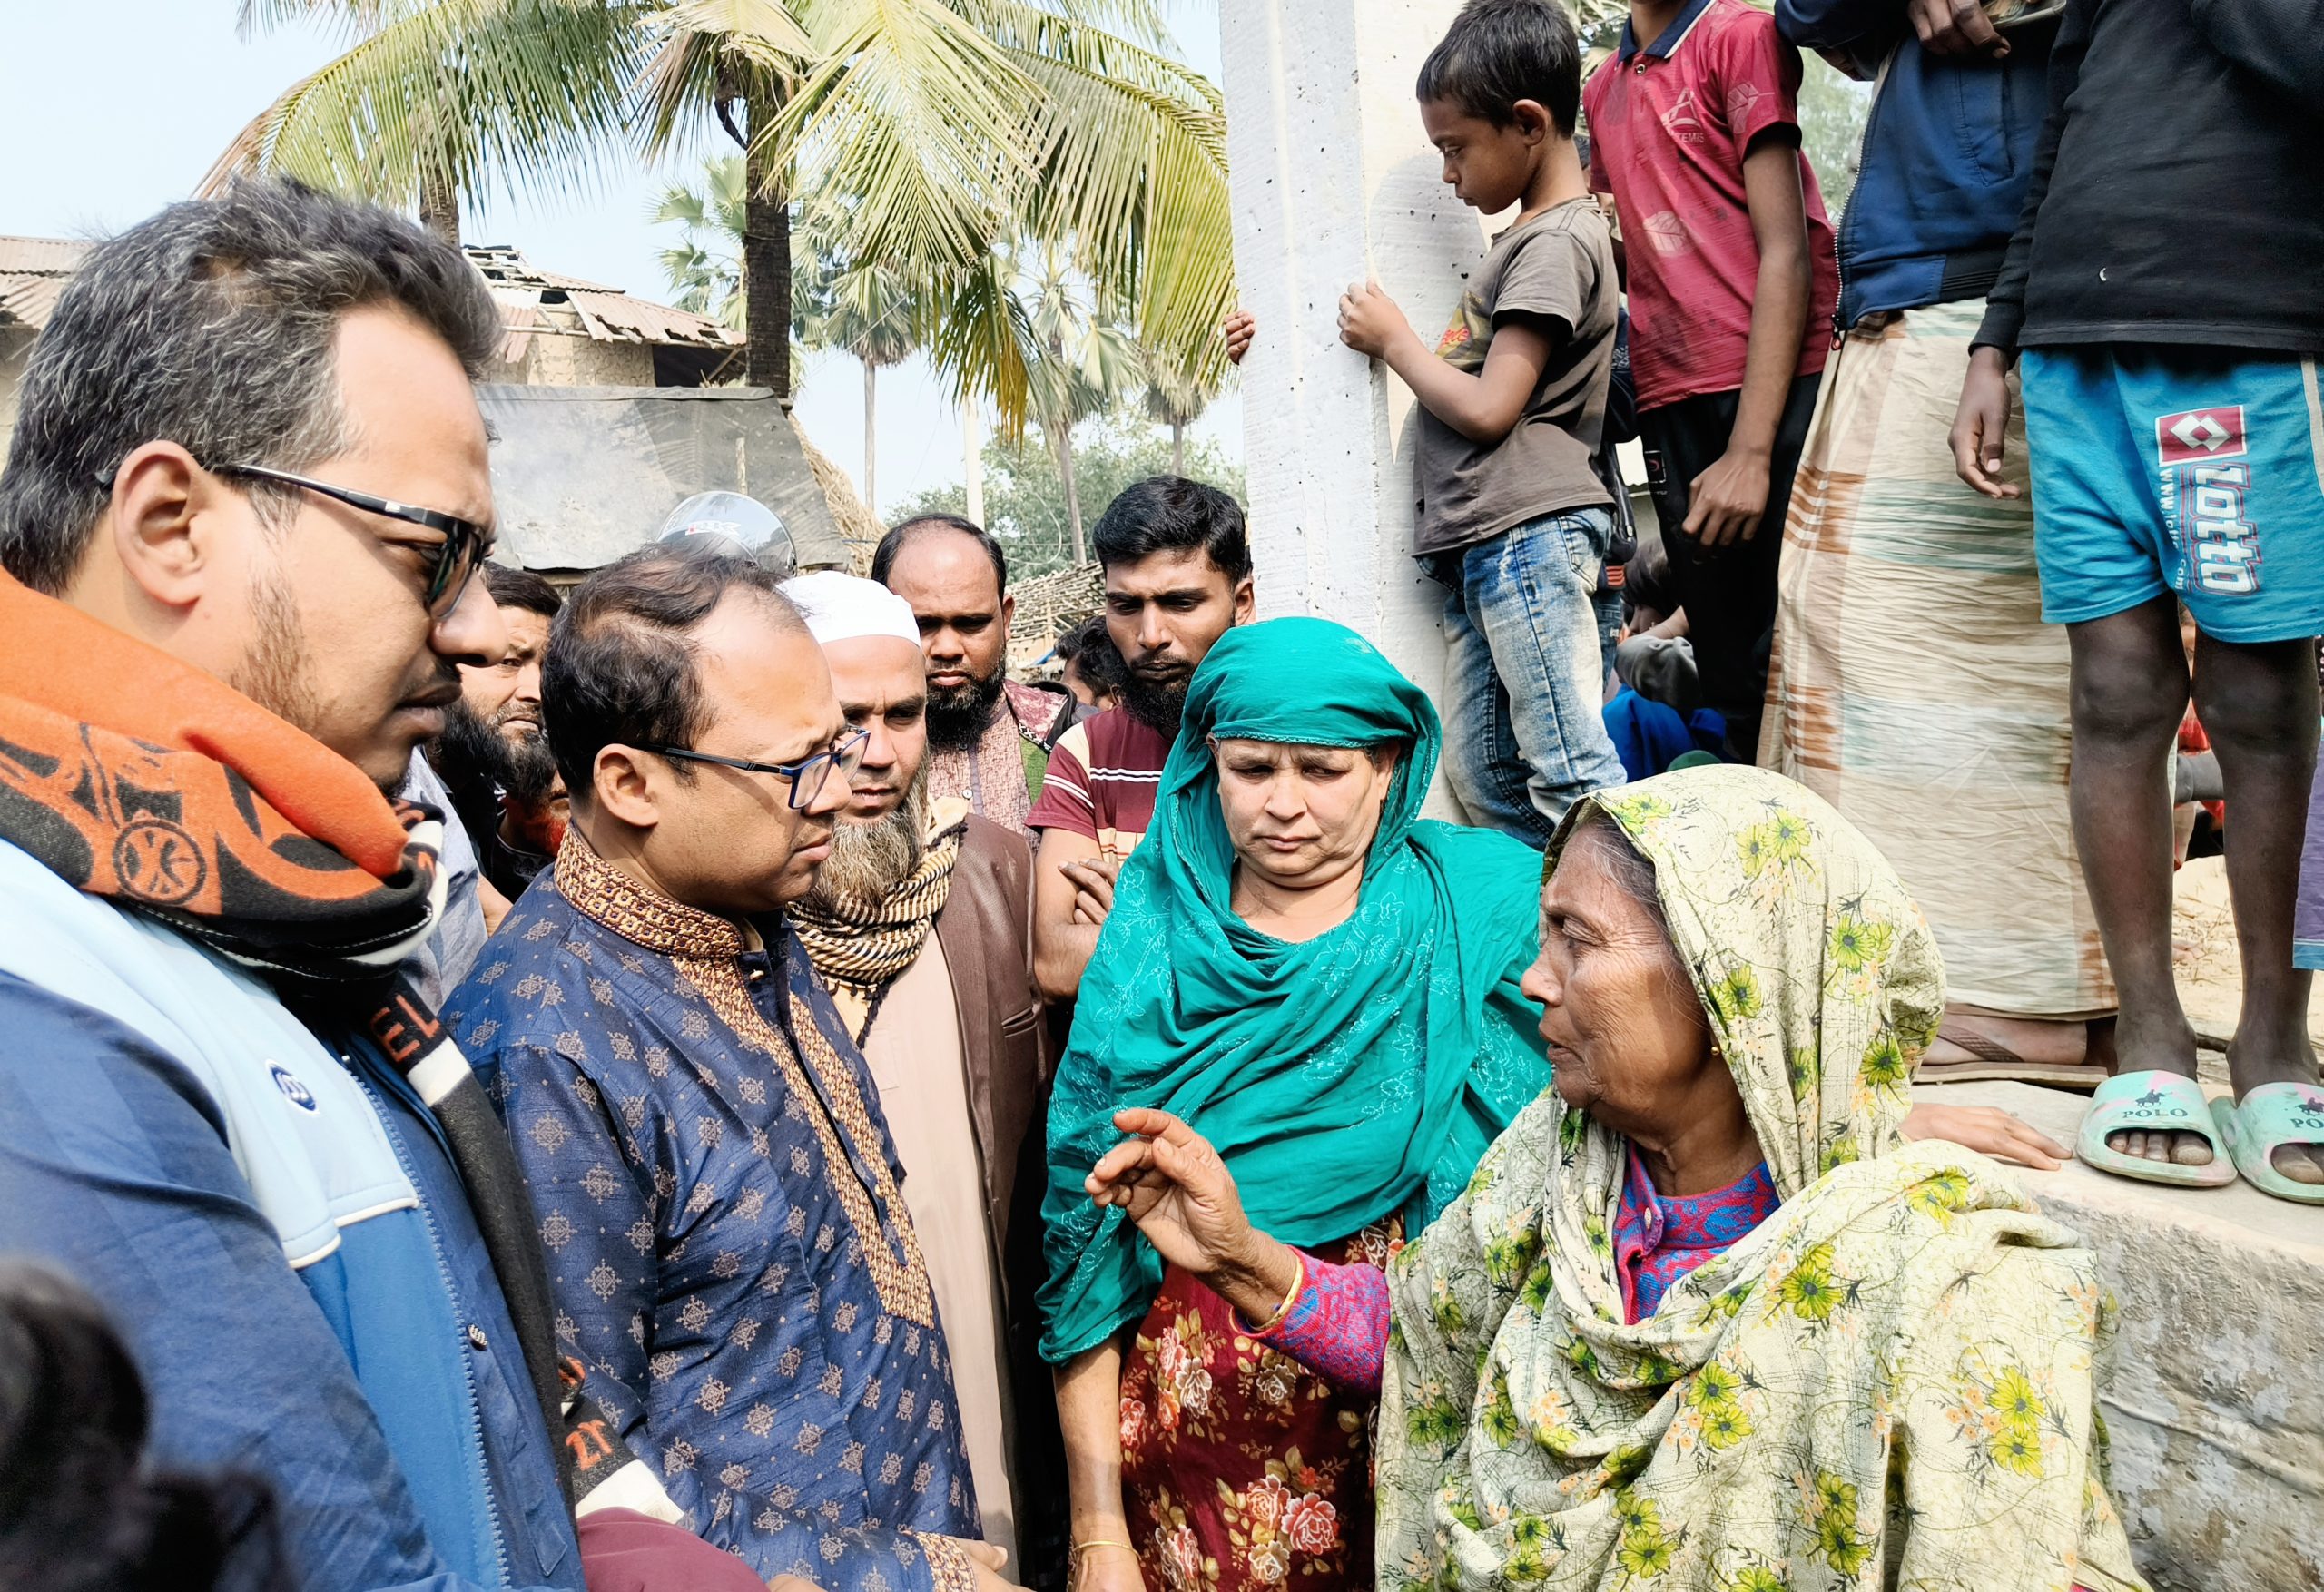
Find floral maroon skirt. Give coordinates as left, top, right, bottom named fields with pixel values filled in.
left=1117, top=1222, right=1399, bottom=1592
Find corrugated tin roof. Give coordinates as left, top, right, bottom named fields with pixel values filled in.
left=0, top=275, right=66, bottom=332
left=0, top=236, right=95, bottom=331
left=0, top=237, right=95, bottom=275
left=467, top=242, right=740, bottom=351
left=0, top=234, right=737, bottom=352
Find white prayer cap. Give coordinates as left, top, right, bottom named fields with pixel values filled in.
left=779, top=569, right=922, bottom=649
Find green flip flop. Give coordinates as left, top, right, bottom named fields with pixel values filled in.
left=2210, top=1082, right=2324, bottom=1205
left=2075, top=1070, right=2237, bottom=1188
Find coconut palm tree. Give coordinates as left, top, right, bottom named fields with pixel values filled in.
left=651, top=152, right=749, bottom=329
left=1140, top=341, right=1222, bottom=477
left=207, top=0, right=1233, bottom=415
left=654, top=154, right=916, bottom=507
left=653, top=151, right=844, bottom=389
left=813, top=260, right=918, bottom=515
left=1015, top=246, right=1144, bottom=562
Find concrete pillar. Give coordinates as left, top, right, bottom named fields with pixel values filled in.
left=1218, top=0, right=1481, bottom=808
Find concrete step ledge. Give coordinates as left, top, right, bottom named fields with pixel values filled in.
left=1914, top=1080, right=2323, bottom=1592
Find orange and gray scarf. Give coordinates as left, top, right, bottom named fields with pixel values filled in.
left=0, top=570, right=578, bottom=1491
left=0, top=574, right=448, bottom=990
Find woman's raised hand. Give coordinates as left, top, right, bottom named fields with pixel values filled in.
left=1087, top=1109, right=1264, bottom=1282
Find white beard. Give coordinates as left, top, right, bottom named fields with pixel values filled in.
left=806, top=771, right=928, bottom=914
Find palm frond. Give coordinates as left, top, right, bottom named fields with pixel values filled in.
left=943, top=0, right=1232, bottom=386
left=761, top=0, right=1038, bottom=271
left=237, top=0, right=385, bottom=41
left=665, top=0, right=812, bottom=59
left=209, top=0, right=655, bottom=212
left=636, top=24, right=730, bottom=159
left=821, top=258, right=920, bottom=366
left=1021, top=49, right=1230, bottom=381
left=924, top=252, right=1038, bottom=432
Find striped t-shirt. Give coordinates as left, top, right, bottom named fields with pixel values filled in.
left=1025, top=708, right=1171, bottom=861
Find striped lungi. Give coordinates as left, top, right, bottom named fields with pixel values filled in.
left=1762, top=300, right=2114, bottom=1017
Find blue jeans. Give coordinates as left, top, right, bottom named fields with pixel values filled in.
left=1592, top=585, right=1623, bottom=685
left=1432, top=507, right=1627, bottom=847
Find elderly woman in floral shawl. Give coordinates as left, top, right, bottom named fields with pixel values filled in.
left=1083, top=766, right=2147, bottom=1591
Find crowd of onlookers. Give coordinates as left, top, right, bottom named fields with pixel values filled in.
left=0, top=0, right=2319, bottom=1588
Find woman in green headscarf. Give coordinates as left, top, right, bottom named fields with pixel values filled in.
left=1040, top=616, right=1551, bottom=1592
left=1079, top=765, right=2147, bottom=1592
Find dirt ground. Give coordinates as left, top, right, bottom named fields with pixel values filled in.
left=2170, top=853, right=2324, bottom=1080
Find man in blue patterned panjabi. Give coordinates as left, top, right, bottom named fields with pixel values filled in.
left=448, top=545, right=1002, bottom=1592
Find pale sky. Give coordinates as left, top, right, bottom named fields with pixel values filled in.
left=0, top=1, right=1241, bottom=518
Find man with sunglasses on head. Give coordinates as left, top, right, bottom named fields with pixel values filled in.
left=0, top=181, right=766, bottom=1591
left=447, top=545, right=1012, bottom=1592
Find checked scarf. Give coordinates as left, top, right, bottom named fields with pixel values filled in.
left=0, top=570, right=579, bottom=1495
left=791, top=805, right=967, bottom=1043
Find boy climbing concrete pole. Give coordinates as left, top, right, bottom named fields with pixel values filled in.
left=1952, top=0, right=2324, bottom=1201
left=1333, top=0, right=1627, bottom=844
left=1583, top=0, right=1839, bottom=766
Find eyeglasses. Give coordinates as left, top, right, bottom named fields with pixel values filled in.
left=207, top=462, right=493, bottom=617
left=644, top=728, right=869, bottom=811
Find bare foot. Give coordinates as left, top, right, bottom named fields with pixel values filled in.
left=2104, top=1007, right=2213, bottom=1168
left=1925, top=1010, right=2088, bottom=1069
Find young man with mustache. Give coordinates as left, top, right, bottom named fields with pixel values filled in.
left=432, top=560, right=568, bottom=915
left=1026, top=478, right=1256, bottom=1002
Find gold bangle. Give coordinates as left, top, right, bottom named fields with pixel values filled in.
left=1070, top=1540, right=1137, bottom=1563
left=1240, top=1250, right=1305, bottom=1337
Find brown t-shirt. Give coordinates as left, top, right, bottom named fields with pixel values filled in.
left=1413, top=197, right=1619, bottom=555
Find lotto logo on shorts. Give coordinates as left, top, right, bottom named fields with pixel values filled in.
left=2157, top=407, right=2247, bottom=466
left=2157, top=406, right=2260, bottom=595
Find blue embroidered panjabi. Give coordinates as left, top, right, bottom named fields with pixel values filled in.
left=448, top=834, right=980, bottom=1592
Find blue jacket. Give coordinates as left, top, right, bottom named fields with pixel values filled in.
left=0, top=836, right=584, bottom=1592
left=1776, top=0, right=2054, bottom=327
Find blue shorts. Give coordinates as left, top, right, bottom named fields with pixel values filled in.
left=2020, top=346, right=2324, bottom=642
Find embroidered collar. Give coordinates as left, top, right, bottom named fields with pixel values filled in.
left=555, top=825, right=748, bottom=960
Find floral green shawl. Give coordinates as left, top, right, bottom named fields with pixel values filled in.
left=1377, top=767, right=2148, bottom=1592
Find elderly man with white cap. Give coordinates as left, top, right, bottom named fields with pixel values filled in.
left=779, top=572, right=1059, bottom=1584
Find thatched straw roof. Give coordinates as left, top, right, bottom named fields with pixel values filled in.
left=1007, top=560, right=1104, bottom=673
left=791, top=418, right=884, bottom=573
